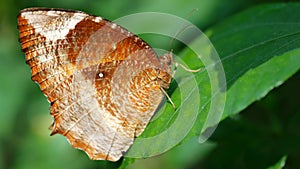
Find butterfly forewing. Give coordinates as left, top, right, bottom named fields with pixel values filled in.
left=18, top=8, right=172, bottom=161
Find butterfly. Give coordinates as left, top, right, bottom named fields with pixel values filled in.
left=18, top=7, right=174, bottom=161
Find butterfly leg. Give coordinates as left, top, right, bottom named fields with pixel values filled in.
left=160, top=87, right=176, bottom=110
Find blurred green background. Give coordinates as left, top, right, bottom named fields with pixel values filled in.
left=1, top=0, right=299, bottom=169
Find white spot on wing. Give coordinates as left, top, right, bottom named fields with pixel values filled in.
left=112, top=44, right=116, bottom=50
left=93, top=17, right=102, bottom=22
left=98, top=72, right=104, bottom=78
left=47, top=10, right=64, bottom=16
left=111, top=23, right=117, bottom=29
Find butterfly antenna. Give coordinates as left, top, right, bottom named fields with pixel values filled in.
left=168, top=8, right=199, bottom=49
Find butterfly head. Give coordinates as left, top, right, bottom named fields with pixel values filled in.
left=156, top=52, right=173, bottom=89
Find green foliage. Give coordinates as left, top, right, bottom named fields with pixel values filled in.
left=267, top=156, right=287, bottom=169
left=210, top=3, right=300, bottom=119
left=125, top=3, right=300, bottom=169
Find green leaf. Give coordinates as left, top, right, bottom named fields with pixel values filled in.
left=267, top=156, right=287, bottom=169
left=120, top=3, right=300, bottom=165
left=209, top=3, right=300, bottom=118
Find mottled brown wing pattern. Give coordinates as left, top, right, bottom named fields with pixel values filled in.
left=18, top=8, right=172, bottom=161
